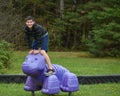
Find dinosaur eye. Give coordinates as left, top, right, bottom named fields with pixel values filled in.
left=35, top=58, right=38, bottom=60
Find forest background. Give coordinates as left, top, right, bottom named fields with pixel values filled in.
left=0, top=0, right=120, bottom=57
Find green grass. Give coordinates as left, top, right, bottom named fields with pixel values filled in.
left=0, top=83, right=120, bottom=96
left=1, top=51, right=120, bottom=96
left=4, top=51, right=120, bottom=75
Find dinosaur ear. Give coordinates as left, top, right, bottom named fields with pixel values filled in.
left=35, top=58, right=38, bottom=60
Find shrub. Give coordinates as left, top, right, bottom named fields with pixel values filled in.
left=0, top=40, right=13, bottom=73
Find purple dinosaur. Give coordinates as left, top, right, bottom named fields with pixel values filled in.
left=22, top=54, right=79, bottom=96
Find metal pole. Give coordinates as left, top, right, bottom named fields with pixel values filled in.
left=68, top=92, right=72, bottom=96
left=31, top=91, right=35, bottom=96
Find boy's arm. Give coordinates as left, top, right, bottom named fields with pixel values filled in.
left=35, top=27, right=43, bottom=48
left=26, top=35, right=32, bottom=49
left=35, top=24, right=47, bottom=49
left=24, top=29, right=32, bottom=49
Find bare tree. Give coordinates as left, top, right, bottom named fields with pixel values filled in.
left=72, top=0, right=77, bottom=11
left=60, top=0, right=64, bottom=18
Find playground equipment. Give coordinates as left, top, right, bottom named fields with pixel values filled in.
left=22, top=54, right=79, bottom=96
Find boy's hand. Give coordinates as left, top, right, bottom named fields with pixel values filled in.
left=29, top=50, right=34, bottom=54
left=29, top=48, right=41, bottom=54
left=33, top=50, right=40, bottom=54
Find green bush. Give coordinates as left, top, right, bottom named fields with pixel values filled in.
left=87, top=2, right=120, bottom=57
left=0, top=40, right=13, bottom=73
left=87, top=22, right=120, bottom=57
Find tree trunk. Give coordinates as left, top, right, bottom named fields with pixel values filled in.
left=60, top=0, right=64, bottom=18
left=72, top=0, right=77, bottom=12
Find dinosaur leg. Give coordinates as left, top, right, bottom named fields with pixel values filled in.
left=42, top=75, right=60, bottom=95
left=24, top=76, right=41, bottom=91
left=60, top=72, right=79, bottom=92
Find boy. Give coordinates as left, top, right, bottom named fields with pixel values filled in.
left=24, top=16, right=54, bottom=76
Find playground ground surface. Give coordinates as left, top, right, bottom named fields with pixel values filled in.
left=0, top=83, right=120, bottom=96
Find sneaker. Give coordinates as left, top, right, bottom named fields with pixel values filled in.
left=45, top=69, right=54, bottom=76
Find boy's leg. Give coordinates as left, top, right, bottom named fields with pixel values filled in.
left=41, top=33, right=48, bottom=52
left=41, top=34, right=54, bottom=76
left=40, top=50, right=53, bottom=69
left=40, top=50, right=54, bottom=76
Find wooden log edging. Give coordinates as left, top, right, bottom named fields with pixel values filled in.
left=0, top=74, right=27, bottom=83
left=78, top=74, right=120, bottom=84
left=0, top=74, right=120, bottom=84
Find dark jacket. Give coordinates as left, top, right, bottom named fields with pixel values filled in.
left=24, top=23, right=47, bottom=49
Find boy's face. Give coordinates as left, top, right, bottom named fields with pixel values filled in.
left=25, top=19, right=35, bottom=28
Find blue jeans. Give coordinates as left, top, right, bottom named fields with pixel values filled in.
left=31, top=34, right=49, bottom=51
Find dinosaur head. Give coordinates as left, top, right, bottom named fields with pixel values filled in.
left=22, top=54, right=46, bottom=76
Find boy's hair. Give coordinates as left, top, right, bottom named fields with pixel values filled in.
left=25, top=16, right=35, bottom=21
